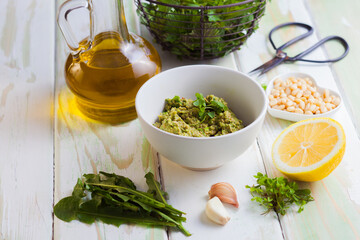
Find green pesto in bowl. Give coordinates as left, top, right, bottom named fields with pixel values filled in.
left=154, top=94, right=244, bottom=137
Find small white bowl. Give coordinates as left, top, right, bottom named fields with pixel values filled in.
left=135, top=65, right=267, bottom=170
left=266, top=72, right=342, bottom=122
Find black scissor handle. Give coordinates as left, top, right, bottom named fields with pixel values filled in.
left=269, top=22, right=314, bottom=51
left=289, top=36, right=349, bottom=63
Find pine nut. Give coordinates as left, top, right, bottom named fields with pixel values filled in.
left=269, top=99, right=278, bottom=106
left=289, top=77, right=296, bottom=83
left=309, top=104, right=316, bottom=112
left=333, top=97, right=341, bottom=106
left=290, top=84, right=298, bottom=90
left=324, top=97, right=331, bottom=103
left=287, top=106, right=295, bottom=112
left=313, top=92, right=321, bottom=98
left=314, top=99, right=321, bottom=106
left=326, top=103, right=333, bottom=110
left=294, top=108, right=304, bottom=114
left=285, top=87, right=291, bottom=95
left=299, top=100, right=305, bottom=110
left=304, top=90, right=311, bottom=97
left=296, top=90, right=303, bottom=98
left=286, top=100, right=295, bottom=107
left=292, top=89, right=299, bottom=96
left=274, top=78, right=282, bottom=85
left=299, top=79, right=307, bottom=85
left=324, top=89, right=330, bottom=99
left=320, top=106, right=328, bottom=113
left=277, top=105, right=286, bottom=110
left=305, top=78, right=313, bottom=85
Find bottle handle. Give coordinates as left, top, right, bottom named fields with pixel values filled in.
left=57, top=0, right=94, bottom=56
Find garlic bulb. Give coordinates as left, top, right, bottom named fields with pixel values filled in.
left=205, top=197, right=231, bottom=225
left=208, top=182, right=239, bottom=208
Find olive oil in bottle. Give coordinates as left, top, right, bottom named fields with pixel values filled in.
left=65, top=31, right=161, bottom=123
left=58, top=0, right=161, bottom=123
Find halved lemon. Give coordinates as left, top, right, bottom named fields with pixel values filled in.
left=272, top=117, right=346, bottom=182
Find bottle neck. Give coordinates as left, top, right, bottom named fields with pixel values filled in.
left=91, top=0, right=130, bottom=42
left=117, top=0, right=130, bottom=42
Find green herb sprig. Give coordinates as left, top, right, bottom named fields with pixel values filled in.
left=172, top=95, right=181, bottom=103
left=246, top=172, right=314, bottom=215
left=193, top=93, right=228, bottom=121
left=261, top=83, right=267, bottom=91
left=54, top=172, right=190, bottom=236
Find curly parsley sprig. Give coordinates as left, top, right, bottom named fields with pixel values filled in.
left=246, top=172, right=314, bottom=215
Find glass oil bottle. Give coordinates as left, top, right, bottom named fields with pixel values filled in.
left=58, top=0, right=161, bottom=123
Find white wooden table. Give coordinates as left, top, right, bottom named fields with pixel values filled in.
left=1, top=0, right=360, bottom=239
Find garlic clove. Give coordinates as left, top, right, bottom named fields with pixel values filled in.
left=208, top=182, right=239, bottom=208
left=205, top=196, right=231, bottom=225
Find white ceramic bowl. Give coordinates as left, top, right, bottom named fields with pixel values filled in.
left=135, top=65, right=267, bottom=170
left=266, top=72, right=342, bottom=122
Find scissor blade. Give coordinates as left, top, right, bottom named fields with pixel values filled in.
left=249, top=58, right=277, bottom=75
left=259, top=57, right=285, bottom=75
left=249, top=57, right=286, bottom=76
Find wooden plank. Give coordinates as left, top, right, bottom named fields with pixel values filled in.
left=53, top=0, right=168, bottom=239
left=0, top=0, right=54, bottom=239
left=137, top=22, right=284, bottom=240
left=306, top=0, right=360, bottom=137
left=235, top=0, right=360, bottom=239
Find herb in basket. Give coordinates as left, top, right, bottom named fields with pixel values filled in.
left=54, top=172, right=190, bottom=236
left=246, top=172, right=314, bottom=215
left=137, top=0, right=267, bottom=59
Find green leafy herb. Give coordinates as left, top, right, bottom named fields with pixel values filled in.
left=54, top=172, right=191, bottom=236
left=261, top=83, right=267, bottom=91
left=172, top=95, right=181, bottom=103
left=193, top=93, right=207, bottom=118
left=138, top=0, right=268, bottom=58
left=207, top=111, right=216, bottom=118
left=145, top=172, right=168, bottom=204
left=193, top=93, right=204, bottom=106
left=246, top=172, right=314, bottom=215
left=193, top=93, right=228, bottom=121
left=209, top=100, right=228, bottom=112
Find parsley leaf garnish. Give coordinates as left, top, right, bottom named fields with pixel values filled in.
left=246, top=172, right=314, bottom=215
left=172, top=95, right=181, bottom=102
left=193, top=93, right=206, bottom=107
left=207, top=111, right=215, bottom=118
left=208, top=100, right=228, bottom=113
left=193, top=93, right=228, bottom=121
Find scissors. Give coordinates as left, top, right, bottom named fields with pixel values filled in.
left=249, top=22, right=349, bottom=76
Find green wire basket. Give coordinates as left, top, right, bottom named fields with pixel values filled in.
left=135, top=0, right=267, bottom=60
